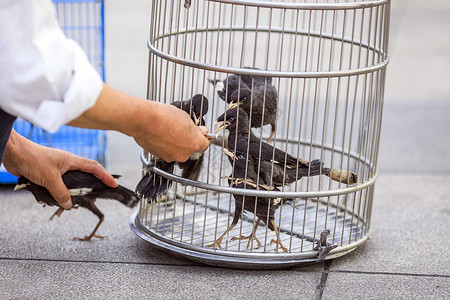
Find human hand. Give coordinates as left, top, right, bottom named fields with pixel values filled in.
left=3, top=130, right=118, bottom=209
left=133, top=101, right=210, bottom=162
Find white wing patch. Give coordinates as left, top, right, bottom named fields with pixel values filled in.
left=69, top=188, right=93, bottom=196
left=215, top=81, right=224, bottom=91
left=273, top=197, right=282, bottom=205
left=189, top=152, right=203, bottom=160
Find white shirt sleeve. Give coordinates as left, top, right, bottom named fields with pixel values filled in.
left=0, top=0, right=103, bottom=133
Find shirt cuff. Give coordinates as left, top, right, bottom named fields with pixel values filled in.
left=31, top=40, right=103, bottom=133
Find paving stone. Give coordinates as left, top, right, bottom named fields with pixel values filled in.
left=322, top=272, right=449, bottom=300
left=0, top=186, right=193, bottom=266
left=330, top=174, right=450, bottom=276
left=0, top=260, right=321, bottom=300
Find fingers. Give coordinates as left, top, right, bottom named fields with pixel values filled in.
left=165, top=126, right=210, bottom=162
left=45, top=173, right=72, bottom=209
left=199, top=126, right=209, bottom=135
left=197, top=126, right=211, bottom=152
left=70, top=156, right=118, bottom=188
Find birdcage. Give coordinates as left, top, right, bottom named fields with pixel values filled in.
left=0, top=0, right=107, bottom=183
left=131, top=0, right=390, bottom=269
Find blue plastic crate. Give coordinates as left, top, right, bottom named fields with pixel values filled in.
left=0, top=0, right=106, bottom=184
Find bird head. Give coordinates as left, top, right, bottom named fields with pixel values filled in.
left=214, top=107, right=249, bottom=133
left=14, top=177, right=48, bottom=204
left=14, top=176, right=32, bottom=192
left=173, top=94, right=208, bottom=126
left=228, top=88, right=252, bottom=110
left=222, top=148, right=249, bottom=163
left=190, top=94, right=209, bottom=125
left=222, top=149, right=257, bottom=179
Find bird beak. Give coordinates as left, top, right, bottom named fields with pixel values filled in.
left=222, top=148, right=236, bottom=159
left=14, top=183, right=28, bottom=192
left=227, top=101, right=239, bottom=110
left=213, top=121, right=230, bottom=133
left=193, top=114, right=200, bottom=126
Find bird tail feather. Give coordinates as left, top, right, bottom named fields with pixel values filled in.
left=307, top=159, right=330, bottom=177
left=135, top=164, right=174, bottom=203
left=289, top=159, right=329, bottom=178
left=89, top=186, right=139, bottom=208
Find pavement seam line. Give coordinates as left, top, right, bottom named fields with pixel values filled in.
left=313, top=260, right=332, bottom=300
left=0, top=256, right=197, bottom=267
left=1, top=257, right=449, bottom=278
left=329, top=269, right=450, bottom=278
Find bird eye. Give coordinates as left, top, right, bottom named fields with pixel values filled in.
left=242, top=97, right=247, bottom=102
left=237, top=155, right=244, bottom=160
left=229, top=117, right=235, bottom=122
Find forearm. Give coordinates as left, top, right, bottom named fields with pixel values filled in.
left=68, top=83, right=210, bottom=162
left=68, top=83, right=149, bottom=137
left=3, top=130, right=37, bottom=176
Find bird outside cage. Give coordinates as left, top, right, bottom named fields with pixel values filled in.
left=132, top=0, right=390, bottom=269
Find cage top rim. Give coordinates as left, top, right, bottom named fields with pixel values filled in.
left=147, top=40, right=389, bottom=79
left=202, top=0, right=389, bottom=10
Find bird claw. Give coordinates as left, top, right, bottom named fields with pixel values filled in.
left=270, top=238, right=288, bottom=252
left=207, top=241, right=222, bottom=250
left=231, top=234, right=262, bottom=249
left=73, top=234, right=107, bottom=242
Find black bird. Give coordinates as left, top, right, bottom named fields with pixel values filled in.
left=208, top=149, right=288, bottom=252
left=210, top=70, right=278, bottom=142
left=209, top=70, right=268, bottom=104
left=215, top=108, right=328, bottom=187
left=227, top=80, right=278, bottom=143
left=14, top=171, right=139, bottom=241
left=135, top=94, right=209, bottom=203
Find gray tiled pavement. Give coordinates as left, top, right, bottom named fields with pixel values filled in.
left=1, top=0, right=449, bottom=299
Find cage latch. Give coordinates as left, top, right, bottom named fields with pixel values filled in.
left=314, top=229, right=338, bottom=263
left=184, top=0, right=191, bottom=9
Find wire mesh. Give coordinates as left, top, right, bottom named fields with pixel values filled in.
left=132, top=0, right=390, bottom=268
left=0, top=0, right=107, bottom=184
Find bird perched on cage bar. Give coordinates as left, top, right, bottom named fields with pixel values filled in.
left=14, top=171, right=139, bottom=241
left=208, top=149, right=288, bottom=252
left=215, top=108, right=328, bottom=186
left=210, top=70, right=278, bottom=143
left=135, top=94, right=209, bottom=203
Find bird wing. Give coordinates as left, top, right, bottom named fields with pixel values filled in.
left=135, top=159, right=175, bottom=203
left=219, top=75, right=250, bottom=103
left=62, top=171, right=110, bottom=190
left=179, top=152, right=204, bottom=181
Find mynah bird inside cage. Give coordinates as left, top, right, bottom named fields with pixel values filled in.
left=215, top=107, right=357, bottom=185
left=135, top=94, right=209, bottom=203
left=210, top=69, right=278, bottom=143
left=215, top=108, right=328, bottom=183
left=14, top=170, right=139, bottom=241
left=208, top=149, right=288, bottom=252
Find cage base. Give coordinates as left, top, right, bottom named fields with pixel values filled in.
left=131, top=210, right=325, bottom=269
left=130, top=190, right=366, bottom=270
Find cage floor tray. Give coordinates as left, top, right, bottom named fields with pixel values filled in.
left=130, top=191, right=367, bottom=269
